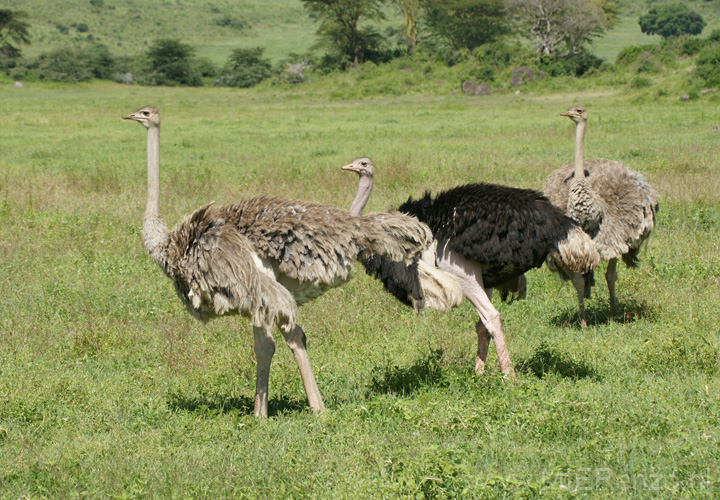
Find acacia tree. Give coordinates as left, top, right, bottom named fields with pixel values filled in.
left=506, top=0, right=609, bottom=57
left=390, top=0, right=422, bottom=53
left=0, top=9, right=31, bottom=58
left=424, top=0, right=508, bottom=51
left=639, top=3, right=705, bottom=39
left=301, top=0, right=384, bottom=65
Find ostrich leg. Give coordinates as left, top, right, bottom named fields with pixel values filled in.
left=282, top=325, right=326, bottom=413
left=436, top=242, right=514, bottom=376
left=474, top=288, right=494, bottom=373
left=606, top=258, right=618, bottom=317
left=253, top=326, right=276, bottom=417
left=572, top=272, right=588, bottom=328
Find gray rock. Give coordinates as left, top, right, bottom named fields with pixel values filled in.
left=462, top=80, right=477, bottom=94
left=511, top=66, right=536, bottom=87
left=473, top=81, right=491, bottom=96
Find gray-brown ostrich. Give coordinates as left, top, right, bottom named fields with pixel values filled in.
left=124, top=107, right=432, bottom=417
left=342, top=158, right=600, bottom=376
left=544, top=106, right=659, bottom=326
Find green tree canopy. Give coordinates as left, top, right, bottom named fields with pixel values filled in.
left=145, top=38, right=202, bottom=86
left=639, top=3, right=705, bottom=39
left=216, top=47, right=272, bottom=88
left=0, top=9, right=31, bottom=58
left=424, top=0, right=508, bottom=51
left=301, top=0, right=385, bottom=66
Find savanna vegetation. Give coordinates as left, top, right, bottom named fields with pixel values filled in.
left=2, top=0, right=720, bottom=498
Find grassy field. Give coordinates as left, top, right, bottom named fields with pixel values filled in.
left=1, top=78, right=719, bottom=498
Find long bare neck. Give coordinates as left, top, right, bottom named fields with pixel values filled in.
left=349, top=175, right=373, bottom=216
left=573, top=120, right=586, bottom=179
left=146, top=125, right=161, bottom=218
left=143, top=124, right=169, bottom=266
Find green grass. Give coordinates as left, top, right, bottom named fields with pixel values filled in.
left=1, top=78, right=720, bottom=498
left=17, top=0, right=402, bottom=65
left=19, top=0, right=318, bottom=64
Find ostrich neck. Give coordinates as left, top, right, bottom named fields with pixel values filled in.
left=143, top=125, right=169, bottom=267
left=573, top=120, right=586, bottom=179
left=349, top=175, right=373, bottom=216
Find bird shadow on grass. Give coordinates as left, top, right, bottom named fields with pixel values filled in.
left=365, top=348, right=446, bottom=397
left=549, top=297, right=655, bottom=329
left=516, top=341, right=600, bottom=381
left=166, top=390, right=307, bottom=417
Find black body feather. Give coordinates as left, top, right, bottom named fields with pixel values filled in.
left=397, top=183, right=576, bottom=288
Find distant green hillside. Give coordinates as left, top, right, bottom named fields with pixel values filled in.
left=17, top=0, right=318, bottom=64
left=13, top=0, right=720, bottom=65
left=594, top=0, right=720, bottom=62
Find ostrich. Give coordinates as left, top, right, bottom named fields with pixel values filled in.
left=344, top=158, right=525, bottom=307
left=544, top=106, right=659, bottom=326
left=342, top=158, right=600, bottom=375
left=123, top=107, right=433, bottom=417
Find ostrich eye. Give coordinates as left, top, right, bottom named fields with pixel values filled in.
left=361, top=162, right=367, bottom=166
left=143, top=111, right=149, bottom=116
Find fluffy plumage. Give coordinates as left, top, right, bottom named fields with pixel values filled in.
left=398, top=183, right=594, bottom=286
left=544, top=106, right=659, bottom=324
left=343, top=158, right=599, bottom=376
left=125, top=107, right=432, bottom=417
left=164, top=198, right=431, bottom=326
left=545, top=159, right=659, bottom=264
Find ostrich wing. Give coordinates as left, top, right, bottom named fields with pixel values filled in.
left=166, top=203, right=298, bottom=332
left=545, top=159, right=659, bottom=262
left=398, top=183, right=576, bottom=286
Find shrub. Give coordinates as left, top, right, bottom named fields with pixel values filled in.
left=194, top=58, right=218, bottom=78
left=144, top=38, right=203, bottom=86
left=616, top=45, right=645, bottom=66
left=630, top=75, right=652, bottom=88
left=87, top=44, right=116, bottom=80
left=695, top=45, right=720, bottom=86
left=36, top=47, right=94, bottom=82
left=682, top=37, right=702, bottom=56
left=635, top=51, right=660, bottom=73
left=214, top=16, right=245, bottom=30
left=76, top=23, right=89, bottom=33
left=89, top=0, right=104, bottom=7
left=707, top=29, right=720, bottom=43
left=540, top=51, right=603, bottom=77
left=216, top=47, right=272, bottom=87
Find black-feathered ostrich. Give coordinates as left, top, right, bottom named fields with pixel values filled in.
left=124, top=107, right=433, bottom=417
left=544, top=106, right=659, bottom=326
left=342, top=158, right=600, bottom=375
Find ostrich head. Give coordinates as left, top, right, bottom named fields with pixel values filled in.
left=341, top=157, right=375, bottom=179
left=123, top=105, right=161, bottom=128
left=561, top=105, right=587, bottom=124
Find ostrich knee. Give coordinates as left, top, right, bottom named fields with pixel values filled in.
left=282, top=325, right=326, bottom=413
left=483, top=312, right=514, bottom=377
left=253, top=326, right=276, bottom=418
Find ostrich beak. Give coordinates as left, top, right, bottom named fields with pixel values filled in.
left=341, top=163, right=359, bottom=172
left=123, top=113, right=137, bottom=120
left=560, top=111, right=571, bottom=117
